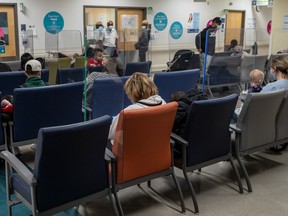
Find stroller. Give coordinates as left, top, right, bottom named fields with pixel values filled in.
left=165, top=49, right=201, bottom=72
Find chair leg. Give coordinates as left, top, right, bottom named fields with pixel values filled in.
left=229, top=158, right=243, bottom=194
left=112, top=186, right=124, bottom=216
left=171, top=171, right=186, bottom=213
left=236, top=155, right=253, bottom=192
left=183, top=171, right=199, bottom=213
left=109, top=190, right=120, bottom=216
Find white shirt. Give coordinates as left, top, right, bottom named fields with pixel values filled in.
left=100, top=28, right=118, bottom=47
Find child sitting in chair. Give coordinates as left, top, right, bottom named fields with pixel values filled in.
left=86, top=49, right=106, bottom=68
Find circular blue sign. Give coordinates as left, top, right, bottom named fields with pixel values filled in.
left=43, top=11, right=64, bottom=34
left=154, top=12, right=168, bottom=31
left=170, top=21, right=183, bottom=40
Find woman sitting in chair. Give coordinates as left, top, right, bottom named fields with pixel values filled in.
left=108, top=72, right=165, bottom=140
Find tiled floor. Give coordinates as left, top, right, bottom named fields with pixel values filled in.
left=19, top=145, right=288, bottom=216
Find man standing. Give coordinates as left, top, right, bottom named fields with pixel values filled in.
left=100, top=20, right=118, bottom=57
left=196, top=17, right=222, bottom=72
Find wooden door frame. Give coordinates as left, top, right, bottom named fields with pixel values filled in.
left=225, top=10, right=246, bottom=48
left=0, top=3, right=19, bottom=61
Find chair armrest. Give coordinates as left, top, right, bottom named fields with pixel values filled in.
left=8, top=121, right=13, bottom=127
left=170, top=138, right=175, bottom=147
left=230, top=123, right=242, bottom=134
left=105, top=148, right=116, bottom=162
left=0, top=151, right=35, bottom=185
left=170, top=133, right=188, bottom=146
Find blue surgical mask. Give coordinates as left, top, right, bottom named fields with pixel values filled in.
left=270, top=69, right=276, bottom=80
left=98, top=26, right=104, bottom=31
left=141, top=26, right=146, bottom=30
left=108, top=26, right=113, bottom=31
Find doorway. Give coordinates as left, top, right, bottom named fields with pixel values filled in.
left=0, top=4, right=18, bottom=60
left=225, top=10, right=245, bottom=51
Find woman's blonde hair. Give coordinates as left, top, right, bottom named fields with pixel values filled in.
left=124, top=72, right=158, bottom=102
left=271, top=55, right=288, bottom=75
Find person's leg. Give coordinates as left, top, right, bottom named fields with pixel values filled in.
left=139, top=50, right=146, bottom=62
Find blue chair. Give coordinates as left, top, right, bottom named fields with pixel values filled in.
left=1, top=116, right=119, bottom=216
left=91, top=76, right=131, bottom=119
left=124, top=61, right=150, bottom=76
left=0, top=71, right=26, bottom=95
left=153, top=69, right=200, bottom=102
left=56, top=67, right=86, bottom=84
left=41, top=68, right=50, bottom=83
left=9, top=82, right=84, bottom=152
left=171, top=94, right=243, bottom=213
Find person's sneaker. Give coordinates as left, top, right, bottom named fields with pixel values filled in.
left=31, top=144, right=37, bottom=151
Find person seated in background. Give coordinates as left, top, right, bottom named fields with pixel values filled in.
left=86, top=49, right=106, bottom=68
left=0, top=62, right=11, bottom=72
left=20, top=52, right=33, bottom=71
left=108, top=72, right=165, bottom=140
left=21, top=59, right=47, bottom=88
left=227, top=39, right=238, bottom=51
left=261, top=55, right=288, bottom=92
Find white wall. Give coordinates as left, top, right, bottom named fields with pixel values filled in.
left=0, top=0, right=276, bottom=68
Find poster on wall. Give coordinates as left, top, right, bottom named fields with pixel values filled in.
left=187, top=12, right=200, bottom=33
left=154, top=12, right=168, bottom=31
left=120, top=15, right=138, bottom=42
left=283, top=15, right=288, bottom=30
left=0, top=12, right=9, bottom=45
left=170, top=21, right=183, bottom=40
left=43, top=11, right=64, bottom=34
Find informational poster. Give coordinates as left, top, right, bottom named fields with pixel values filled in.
left=187, top=12, right=200, bottom=33
left=43, top=11, right=64, bottom=34
left=283, top=15, right=288, bottom=30
left=247, top=18, right=256, bottom=29
left=170, top=21, right=183, bottom=40
left=0, top=45, right=5, bottom=54
left=154, top=12, right=168, bottom=31
left=86, top=25, right=94, bottom=40
left=0, top=12, right=9, bottom=45
left=121, top=15, right=138, bottom=42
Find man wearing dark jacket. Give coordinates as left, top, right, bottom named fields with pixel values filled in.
left=196, top=17, right=222, bottom=73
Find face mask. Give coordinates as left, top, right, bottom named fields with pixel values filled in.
left=141, top=26, right=146, bottom=30
left=108, top=26, right=113, bottom=31
left=98, top=26, right=104, bottom=31
left=216, top=26, right=221, bottom=30
left=270, top=68, right=276, bottom=80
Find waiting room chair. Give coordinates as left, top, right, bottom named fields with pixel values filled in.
left=56, top=67, right=85, bottom=84
left=153, top=69, right=200, bottom=102
left=0, top=71, right=26, bottom=95
left=1, top=116, right=119, bottom=216
left=123, top=61, right=150, bottom=76
left=91, top=77, right=131, bottom=119
left=8, top=82, right=84, bottom=153
left=171, top=94, right=243, bottom=213
left=109, top=102, right=185, bottom=215
left=240, top=54, right=268, bottom=88
left=58, top=57, right=72, bottom=68
left=74, top=56, right=85, bottom=68
left=204, top=56, right=242, bottom=97
left=230, top=90, right=286, bottom=192
left=41, top=69, right=49, bottom=84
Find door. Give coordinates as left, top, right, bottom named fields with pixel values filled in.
left=225, top=11, right=245, bottom=50
left=117, top=8, right=145, bottom=51
left=0, top=4, right=18, bottom=59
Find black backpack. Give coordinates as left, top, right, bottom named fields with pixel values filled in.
left=172, top=89, right=208, bottom=137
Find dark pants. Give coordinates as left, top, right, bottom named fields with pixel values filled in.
left=139, top=50, right=147, bottom=62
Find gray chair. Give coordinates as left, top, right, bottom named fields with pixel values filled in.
left=1, top=116, right=119, bottom=216
left=204, top=56, right=242, bottom=97
left=230, top=89, right=286, bottom=192
left=240, top=54, right=268, bottom=88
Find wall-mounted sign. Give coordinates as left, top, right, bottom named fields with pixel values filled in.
left=43, top=11, right=64, bottom=34
left=0, top=45, right=5, bottom=54
left=154, top=12, right=168, bottom=31
left=283, top=15, right=288, bottom=30
left=170, top=21, right=183, bottom=40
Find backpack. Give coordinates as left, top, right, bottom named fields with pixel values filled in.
left=172, top=89, right=208, bottom=137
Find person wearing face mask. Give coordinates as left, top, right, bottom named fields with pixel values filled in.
left=100, top=20, right=118, bottom=57
left=195, top=17, right=222, bottom=73
left=94, top=21, right=104, bottom=50
left=135, top=20, right=151, bottom=62
left=261, top=55, right=288, bottom=92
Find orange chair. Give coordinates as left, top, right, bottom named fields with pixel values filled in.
left=109, top=102, right=185, bottom=215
